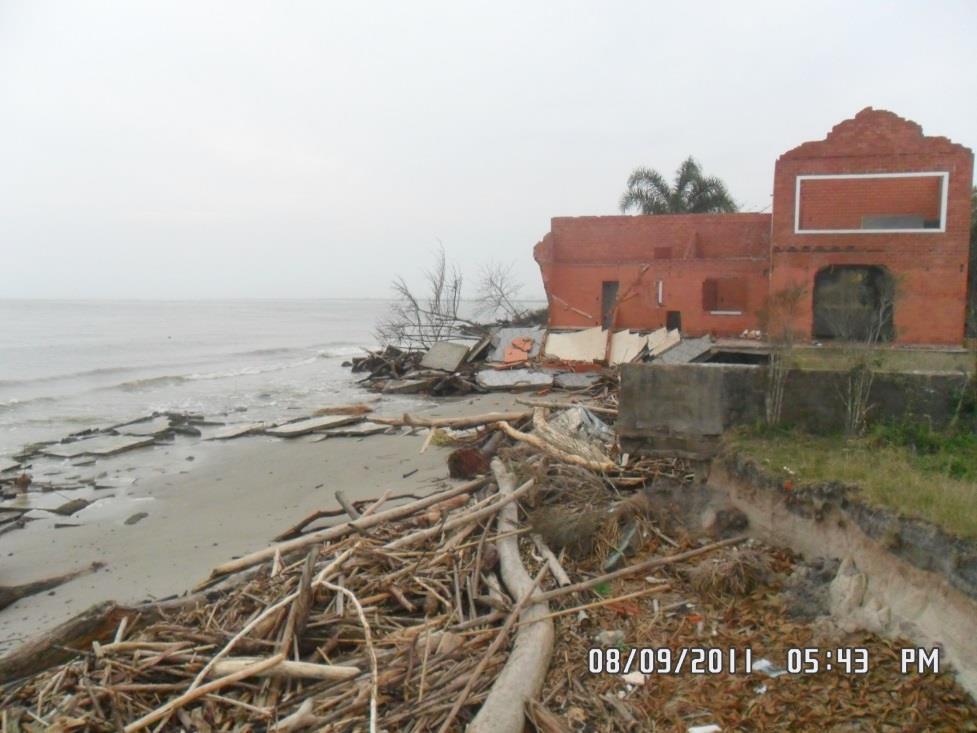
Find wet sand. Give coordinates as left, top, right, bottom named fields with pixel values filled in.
left=0, top=392, right=518, bottom=652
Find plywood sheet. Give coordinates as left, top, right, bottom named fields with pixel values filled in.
left=543, top=327, right=608, bottom=363
left=648, top=328, right=681, bottom=357
left=608, top=330, right=648, bottom=365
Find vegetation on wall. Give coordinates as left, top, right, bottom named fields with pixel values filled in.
left=967, top=186, right=977, bottom=337
left=618, top=157, right=738, bottom=215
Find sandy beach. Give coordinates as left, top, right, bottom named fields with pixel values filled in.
left=0, top=392, right=518, bottom=653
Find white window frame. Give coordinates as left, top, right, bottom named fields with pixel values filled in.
left=794, top=171, right=949, bottom=234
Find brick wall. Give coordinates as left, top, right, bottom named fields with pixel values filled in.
left=533, top=108, right=974, bottom=347
left=770, top=108, right=974, bottom=345
left=798, top=175, right=943, bottom=230
left=535, top=214, right=770, bottom=336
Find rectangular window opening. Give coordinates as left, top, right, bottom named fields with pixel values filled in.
left=795, top=172, right=948, bottom=234
left=702, top=278, right=746, bottom=315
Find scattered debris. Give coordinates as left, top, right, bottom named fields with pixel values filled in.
left=751, top=658, right=788, bottom=678
left=0, top=562, right=104, bottom=612
left=13, top=472, right=31, bottom=493
left=315, top=421, right=391, bottom=439
left=489, top=327, right=544, bottom=363
left=477, top=369, right=553, bottom=391
left=647, top=327, right=680, bottom=357
left=608, top=330, right=648, bottom=365
left=125, top=511, right=150, bottom=526
left=554, top=372, right=600, bottom=390
left=420, top=341, right=472, bottom=372
left=50, top=498, right=92, bottom=517
left=41, top=434, right=157, bottom=459
left=2, top=395, right=976, bottom=732
left=119, top=416, right=177, bottom=438
left=312, top=402, right=377, bottom=417
left=265, top=415, right=363, bottom=438
left=655, top=334, right=714, bottom=365
left=207, top=422, right=268, bottom=440
left=544, top=327, right=608, bottom=363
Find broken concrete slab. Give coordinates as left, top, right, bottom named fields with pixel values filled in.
left=476, top=369, right=554, bottom=391
left=465, top=333, right=493, bottom=363
left=554, top=372, right=601, bottom=390
left=49, top=498, right=93, bottom=516
left=656, top=335, right=714, bottom=365
left=119, top=416, right=174, bottom=437
left=265, top=415, right=363, bottom=438
left=206, top=422, right=268, bottom=440
left=489, top=327, right=544, bottom=362
left=543, top=327, right=608, bottom=363
left=0, top=459, right=21, bottom=474
left=609, top=330, right=648, bottom=365
left=40, top=435, right=157, bottom=459
left=382, top=377, right=438, bottom=395
left=420, top=341, right=471, bottom=372
left=648, top=328, right=681, bottom=357
left=313, top=422, right=391, bottom=440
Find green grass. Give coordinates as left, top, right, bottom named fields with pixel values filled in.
left=728, top=425, right=977, bottom=539
left=790, top=345, right=973, bottom=374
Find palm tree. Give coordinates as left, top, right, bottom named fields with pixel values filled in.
left=619, top=156, right=738, bottom=215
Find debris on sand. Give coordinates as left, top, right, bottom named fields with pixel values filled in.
left=3, top=398, right=977, bottom=731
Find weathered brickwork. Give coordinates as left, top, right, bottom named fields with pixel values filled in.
left=534, top=108, right=974, bottom=345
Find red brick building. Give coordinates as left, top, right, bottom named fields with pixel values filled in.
left=534, top=109, right=974, bottom=345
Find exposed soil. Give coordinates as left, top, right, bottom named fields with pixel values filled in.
left=707, top=450, right=977, bottom=698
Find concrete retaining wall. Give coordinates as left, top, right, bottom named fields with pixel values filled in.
left=619, top=363, right=968, bottom=450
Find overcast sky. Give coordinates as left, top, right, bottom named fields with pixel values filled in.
left=2, top=1, right=975, bottom=299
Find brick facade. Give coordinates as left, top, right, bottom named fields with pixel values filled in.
left=534, top=108, right=974, bottom=345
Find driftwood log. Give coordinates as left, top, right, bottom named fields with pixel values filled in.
left=468, top=459, right=554, bottom=733
left=199, top=476, right=489, bottom=585
left=369, top=411, right=531, bottom=429
left=496, top=421, right=616, bottom=473
left=0, top=601, right=134, bottom=683
left=0, top=561, right=103, bottom=612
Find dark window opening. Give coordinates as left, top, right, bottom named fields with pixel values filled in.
left=666, top=310, right=682, bottom=331
left=812, top=265, right=895, bottom=342
left=701, top=350, right=770, bottom=365
left=601, top=281, right=619, bottom=330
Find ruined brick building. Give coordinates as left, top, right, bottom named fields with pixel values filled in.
left=533, top=109, right=974, bottom=345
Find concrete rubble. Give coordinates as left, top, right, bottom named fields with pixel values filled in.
left=346, top=322, right=717, bottom=401
left=264, top=415, right=363, bottom=438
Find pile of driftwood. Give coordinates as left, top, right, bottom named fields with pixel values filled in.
left=348, top=345, right=483, bottom=397
left=5, top=403, right=976, bottom=731
left=0, top=405, right=721, bottom=731
left=348, top=346, right=422, bottom=380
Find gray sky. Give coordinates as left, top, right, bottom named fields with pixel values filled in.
left=2, top=1, right=975, bottom=300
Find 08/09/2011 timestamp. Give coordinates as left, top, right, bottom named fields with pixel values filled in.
left=587, top=646, right=942, bottom=676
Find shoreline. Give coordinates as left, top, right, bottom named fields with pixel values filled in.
left=0, top=391, right=519, bottom=653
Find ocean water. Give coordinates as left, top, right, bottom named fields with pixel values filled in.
left=0, top=299, right=395, bottom=458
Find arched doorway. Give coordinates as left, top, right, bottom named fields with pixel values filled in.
left=812, top=265, right=895, bottom=342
